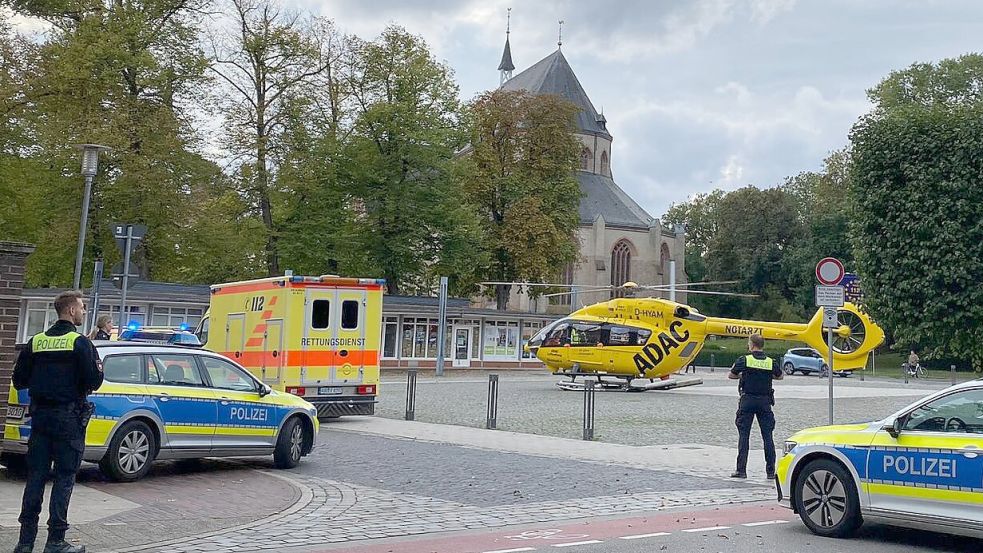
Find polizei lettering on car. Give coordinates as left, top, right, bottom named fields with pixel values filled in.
left=632, top=320, right=690, bottom=373
left=230, top=406, right=269, bottom=422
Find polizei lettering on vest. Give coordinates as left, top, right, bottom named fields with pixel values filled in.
left=633, top=321, right=691, bottom=374
left=883, top=455, right=957, bottom=478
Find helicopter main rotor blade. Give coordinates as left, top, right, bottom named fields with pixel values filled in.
left=541, top=288, right=758, bottom=299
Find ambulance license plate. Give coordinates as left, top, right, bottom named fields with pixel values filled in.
left=319, top=387, right=343, bottom=396
left=7, top=405, right=24, bottom=419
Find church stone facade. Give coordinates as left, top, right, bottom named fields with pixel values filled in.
left=492, top=45, right=687, bottom=314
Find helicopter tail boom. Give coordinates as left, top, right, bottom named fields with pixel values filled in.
left=703, top=303, right=884, bottom=370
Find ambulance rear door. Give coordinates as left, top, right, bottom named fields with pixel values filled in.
left=302, top=287, right=335, bottom=385
left=334, top=287, right=367, bottom=385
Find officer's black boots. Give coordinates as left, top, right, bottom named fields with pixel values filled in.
left=730, top=471, right=747, bottom=479
left=12, top=542, right=33, bottom=553
left=42, top=541, right=85, bottom=553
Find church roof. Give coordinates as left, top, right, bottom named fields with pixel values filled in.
left=502, top=49, right=610, bottom=138
left=577, top=172, right=655, bottom=229
left=497, top=37, right=515, bottom=71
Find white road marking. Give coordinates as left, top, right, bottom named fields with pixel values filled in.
left=483, top=548, right=536, bottom=553
left=618, top=532, right=671, bottom=540
left=742, top=520, right=789, bottom=527
left=682, top=525, right=730, bottom=532
left=551, top=540, right=604, bottom=548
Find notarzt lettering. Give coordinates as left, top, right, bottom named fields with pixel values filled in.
left=725, top=325, right=764, bottom=336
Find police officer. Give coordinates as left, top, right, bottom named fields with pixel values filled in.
left=12, top=290, right=103, bottom=553
left=728, top=333, right=782, bottom=480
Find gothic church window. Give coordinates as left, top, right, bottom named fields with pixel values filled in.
left=580, top=147, right=592, bottom=171
left=600, top=151, right=609, bottom=175
left=611, top=240, right=632, bottom=297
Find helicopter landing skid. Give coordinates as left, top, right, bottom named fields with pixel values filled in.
left=555, top=376, right=703, bottom=392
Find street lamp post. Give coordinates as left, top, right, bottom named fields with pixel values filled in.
left=73, top=144, right=111, bottom=291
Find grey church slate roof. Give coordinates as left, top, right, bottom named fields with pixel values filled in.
left=502, top=49, right=611, bottom=139
left=577, top=172, right=655, bottom=229
left=501, top=49, right=654, bottom=230
left=498, top=37, right=515, bottom=71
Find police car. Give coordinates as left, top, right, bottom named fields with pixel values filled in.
left=3, top=342, right=319, bottom=482
left=777, top=379, right=983, bottom=539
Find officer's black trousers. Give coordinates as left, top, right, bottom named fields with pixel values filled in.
left=18, top=406, right=84, bottom=544
left=735, top=394, right=776, bottom=475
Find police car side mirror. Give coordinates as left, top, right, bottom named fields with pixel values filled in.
left=884, top=417, right=903, bottom=438
left=258, top=384, right=271, bottom=398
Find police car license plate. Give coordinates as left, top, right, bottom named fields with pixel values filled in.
left=7, top=405, right=24, bottom=419
left=319, top=387, right=343, bottom=396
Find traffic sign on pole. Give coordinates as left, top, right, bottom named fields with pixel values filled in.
left=816, top=257, right=845, bottom=285
left=815, top=285, right=845, bottom=307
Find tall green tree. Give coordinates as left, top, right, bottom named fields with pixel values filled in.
left=339, top=26, right=479, bottom=295
left=5, top=0, right=238, bottom=286
left=211, top=0, right=337, bottom=276
left=851, top=55, right=983, bottom=369
left=779, top=149, right=854, bottom=314
left=704, top=186, right=804, bottom=320
left=459, top=89, right=581, bottom=309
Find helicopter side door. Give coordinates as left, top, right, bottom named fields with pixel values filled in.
left=602, top=324, right=653, bottom=376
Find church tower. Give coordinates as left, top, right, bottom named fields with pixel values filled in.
left=495, top=29, right=688, bottom=312
left=498, top=9, right=515, bottom=85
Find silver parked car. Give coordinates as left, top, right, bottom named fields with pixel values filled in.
left=781, top=347, right=830, bottom=377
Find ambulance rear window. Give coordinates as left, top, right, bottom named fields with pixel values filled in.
left=341, top=300, right=359, bottom=329
left=312, top=300, right=330, bottom=329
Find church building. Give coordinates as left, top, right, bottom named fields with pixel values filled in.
left=492, top=26, right=687, bottom=314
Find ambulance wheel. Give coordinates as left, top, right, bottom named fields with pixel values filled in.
left=783, top=362, right=795, bottom=375
left=274, top=417, right=305, bottom=469
left=794, top=458, right=862, bottom=538
left=101, top=420, right=157, bottom=482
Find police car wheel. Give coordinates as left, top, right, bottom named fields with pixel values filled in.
left=794, top=459, right=862, bottom=538
left=274, top=417, right=306, bottom=469
left=0, top=452, right=27, bottom=476
left=101, top=420, right=157, bottom=482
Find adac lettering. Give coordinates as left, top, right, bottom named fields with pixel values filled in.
left=725, top=324, right=763, bottom=336
left=632, top=321, right=691, bottom=374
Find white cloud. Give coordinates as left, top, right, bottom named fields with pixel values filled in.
left=720, top=154, right=745, bottom=183
left=748, top=0, right=797, bottom=24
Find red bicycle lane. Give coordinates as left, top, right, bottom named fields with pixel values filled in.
left=307, top=501, right=791, bottom=553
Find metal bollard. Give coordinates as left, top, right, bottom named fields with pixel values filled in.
left=710, top=353, right=715, bottom=373
left=405, top=369, right=417, bottom=421
left=583, top=379, right=596, bottom=441
left=951, top=364, right=956, bottom=386
left=904, top=363, right=908, bottom=384
left=486, top=374, right=499, bottom=430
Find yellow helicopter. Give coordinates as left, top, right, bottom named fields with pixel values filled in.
left=513, top=281, right=885, bottom=391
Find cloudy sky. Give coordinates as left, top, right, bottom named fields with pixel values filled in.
left=9, top=0, right=980, bottom=217
left=298, top=0, right=980, bottom=217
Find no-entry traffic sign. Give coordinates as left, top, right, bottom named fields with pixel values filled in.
left=816, top=257, right=845, bottom=285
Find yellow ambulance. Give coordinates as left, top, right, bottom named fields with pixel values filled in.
left=195, top=275, right=385, bottom=420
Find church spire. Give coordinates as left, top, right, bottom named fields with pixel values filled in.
left=498, top=8, right=515, bottom=85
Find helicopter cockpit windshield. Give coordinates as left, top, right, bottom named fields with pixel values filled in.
left=527, top=318, right=653, bottom=352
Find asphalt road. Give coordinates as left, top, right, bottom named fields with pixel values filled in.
left=375, top=369, right=950, bottom=448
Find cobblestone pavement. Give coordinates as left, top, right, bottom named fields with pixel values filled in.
left=376, top=369, right=948, bottom=448
left=0, top=459, right=300, bottom=552
left=112, top=430, right=772, bottom=553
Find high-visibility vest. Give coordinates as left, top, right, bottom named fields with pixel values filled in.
left=745, top=354, right=773, bottom=370
left=31, top=331, right=80, bottom=353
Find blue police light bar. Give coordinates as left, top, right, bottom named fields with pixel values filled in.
left=179, top=323, right=189, bottom=331
left=127, top=321, right=139, bottom=330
